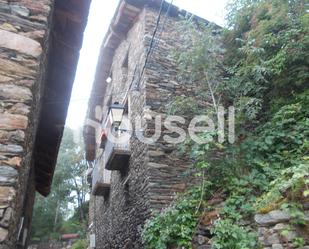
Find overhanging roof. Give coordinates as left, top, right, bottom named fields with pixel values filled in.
left=34, top=0, right=91, bottom=196
left=83, top=0, right=211, bottom=161
left=83, top=0, right=180, bottom=161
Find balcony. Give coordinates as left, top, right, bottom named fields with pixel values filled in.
left=104, top=132, right=131, bottom=171
left=92, top=158, right=111, bottom=196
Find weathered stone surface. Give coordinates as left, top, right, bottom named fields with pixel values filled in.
left=12, top=1, right=51, bottom=16
left=0, top=74, right=13, bottom=83
left=20, top=30, right=45, bottom=42
left=0, top=166, right=18, bottom=185
left=9, top=103, right=30, bottom=115
left=256, top=208, right=309, bottom=248
left=263, top=234, right=280, bottom=246
left=4, top=157, right=21, bottom=167
left=0, top=113, right=28, bottom=130
left=273, top=223, right=289, bottom=231
left=148, top=162, right=169, bottom=168
left=0, top=130, right=25, bottom=143
left=0, top=29, right=42, bottom=57
left=0, top=22, right=18, bottom=32
left=10, top=4, right=30, bottom=17
left=255, top=210, right=290, bottom=226
left=197, top=235, right=207, bottom=245
left=0, top=207, right=12, bottom=227
left=0, top=131, right=8, bottom=142
left=258, top=227, right=268, bottom=236
left=0, top=58, right=35, bottom=78
left=0, top=187, right=15, bottom=205
left=0, top=144, right=23, bottom=155
left=148, top=150, right=165, bottom=157
left=272, top=244, right=283, bottom=249
left=29, top=15, right=48, bottom=24
left=0, top=0, right=69, bottom=247
left=87, top=7, right=205, bottom=248
left=9, top=130, right=25, bottom=143
left=0, top=209, right=4, bottom=218
left=0, top=227, right=8, bottom=242
left=0, top=3, right=10, bottom=13
left=0, top=11, right=45, bottom=33
left=17, top=79, right=35, bottom=87
left=0, top=84, right=32, bottom=102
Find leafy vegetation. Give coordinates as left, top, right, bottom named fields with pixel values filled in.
left=211, top=219, right=257, bottom=249
left=142, top=0, right=309, bottom=248
left=71, top=239, right=88, bottom=249
left=142, top=187, right=203, bottom=249
left=31, top=128, right=89, bottom=242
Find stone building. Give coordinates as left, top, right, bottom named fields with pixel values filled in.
left=84, top=1, right=207, bottom=248
left=0, top=0, right=90, bottom=248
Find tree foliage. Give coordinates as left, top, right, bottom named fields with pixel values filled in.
left=31, top=128, right=89, bottom=241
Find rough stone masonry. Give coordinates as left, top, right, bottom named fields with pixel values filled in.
left=84, top=1, right=208, bottom=248
left=0, top=0, right=90, bottom=248
left=0, top=1, right=53, bottom=247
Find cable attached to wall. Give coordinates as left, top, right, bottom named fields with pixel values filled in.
left=46, top=0, right=175, bottom=106
left=137, top=0, right=165, bottom=83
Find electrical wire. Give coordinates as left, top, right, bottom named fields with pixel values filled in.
left=46, top=0, right=175, bottom=106
left=137, top=0, right=165, bottom=83
left=149, top=0, right=174, bottom=58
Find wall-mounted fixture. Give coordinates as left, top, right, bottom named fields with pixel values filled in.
left=108, top=102, right=125, bottom=127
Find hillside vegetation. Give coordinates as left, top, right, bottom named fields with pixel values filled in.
left=31, top=128, right=89, bottom=248
left=142, top=0, right=309, bottom=248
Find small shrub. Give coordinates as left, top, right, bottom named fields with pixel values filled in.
left=71, top=239, right=88, bottom=249
left=211, top=219, right=258, bottom=249
left=255, top=163, right=309, bottom=212
left=142, top=188, right=203, bottom=249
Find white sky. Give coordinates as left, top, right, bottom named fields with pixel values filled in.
left=66, top=0, right=228, bottom=130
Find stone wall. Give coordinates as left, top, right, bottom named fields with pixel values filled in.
left=180, top=198, right=309, bottom=249
left=144, top=7, right=198, bottom=212
left=28, top=240, right=75, bottom=249
left=90, top=5, right=202, bottom=249
left=0, top=0, right=53, bottom=248
left=91, top=8, right=150, bottom=249
left=255, top=207, right=309, bottom=249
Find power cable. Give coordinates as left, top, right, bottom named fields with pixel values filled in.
left=46, top=0, right=175, bottom=106
left=137, top=0, right=165, bottom=83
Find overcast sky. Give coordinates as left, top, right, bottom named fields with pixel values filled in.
left=66, top=0, right=228, bottom=130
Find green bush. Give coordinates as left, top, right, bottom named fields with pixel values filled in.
left=142, top=188, right=203, bottom=249
left=211, top=219, right=258, bottom=249
left=256, top=163, right=309, bottom=213
left=142, top=1, right=309, bottom=248
left=60, top=220, right=85, bottom=235
left=71, top=239, right=88, bottom=249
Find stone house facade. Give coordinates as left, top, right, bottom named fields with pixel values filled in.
left=84, top=1, right=309, bottom=249
left=84, top=1, right=207, bottom=248
left=0, top=0, right=90, bottom=248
